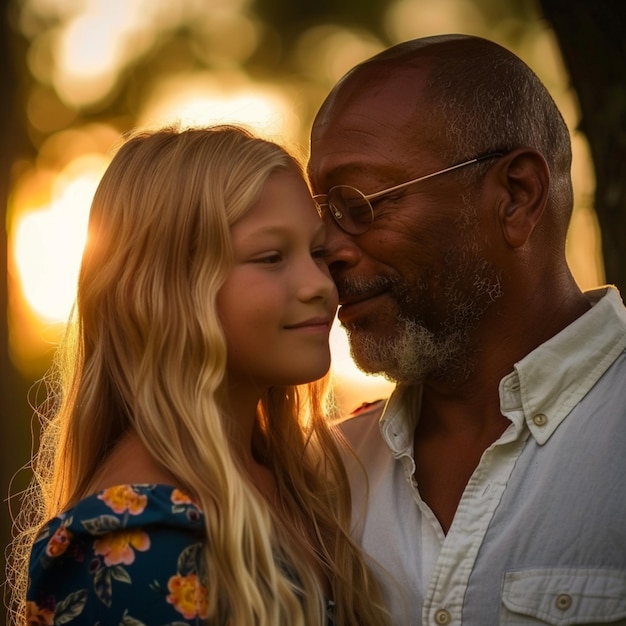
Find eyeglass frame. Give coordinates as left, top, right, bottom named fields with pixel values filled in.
left=313, top=152, right=504, bottom=235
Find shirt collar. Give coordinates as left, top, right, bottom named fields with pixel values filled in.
left=500, top=286, right=626, bottom=444
left=378, top=287, right=626, bottom=450
left=379, top=384, right=421, bottom=457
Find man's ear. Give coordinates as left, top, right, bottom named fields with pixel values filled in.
left=495, top=149, right=550, bottom=249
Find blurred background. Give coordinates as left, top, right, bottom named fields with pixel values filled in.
left=1, top=0, right=624, bottom=620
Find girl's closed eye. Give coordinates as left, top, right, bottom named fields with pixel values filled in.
left=252, top=252, right=283, bottom=265
left=311, top=247, right=329, bottom=262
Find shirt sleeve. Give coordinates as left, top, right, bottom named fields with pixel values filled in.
left=27, top=487, right=210, bottom=625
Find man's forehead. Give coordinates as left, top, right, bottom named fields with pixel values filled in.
left=313, top=62, right=431, bottom=134
left=307, top=123, right=413, bottom=190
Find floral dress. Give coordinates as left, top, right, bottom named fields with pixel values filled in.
left=27, top=484, right=335, bottom=625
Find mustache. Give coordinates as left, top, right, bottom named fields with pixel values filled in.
left=334, top=274, right=398, bottom=299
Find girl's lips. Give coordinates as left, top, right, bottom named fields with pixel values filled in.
left=284, top=317, right=333, bottom=330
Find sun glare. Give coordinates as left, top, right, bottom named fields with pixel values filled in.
left=11, top=84, right=299, bottom=336
left=13, top=158, right=106, bottom=323
left=330, top=322, right=394, bottom=410
left=10, top=81, right=302, bottom=332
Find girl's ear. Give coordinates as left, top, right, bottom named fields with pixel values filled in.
left=494, top=149, right=550, bottom=249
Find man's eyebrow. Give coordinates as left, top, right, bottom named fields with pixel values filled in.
left=329, top=163, right=371, bottom=177
left=312, top=163, right=395, bottom=189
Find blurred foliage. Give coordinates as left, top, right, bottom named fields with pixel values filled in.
left=8, top=0, right=544, bottom=155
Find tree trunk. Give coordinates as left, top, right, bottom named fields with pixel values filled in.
left=539, top=0, right=626, bottom=295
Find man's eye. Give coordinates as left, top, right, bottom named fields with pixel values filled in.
left=347, top=203, right=373, bottom=224
left=371, top=194, right=400, bottom=208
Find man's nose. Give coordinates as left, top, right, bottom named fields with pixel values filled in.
left=323, top=218, right=361, bottom=274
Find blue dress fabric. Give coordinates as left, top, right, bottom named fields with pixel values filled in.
left=27, top=483, right=335, bottom=625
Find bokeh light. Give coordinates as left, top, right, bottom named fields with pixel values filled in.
left=7, top=0, right=604, bottom=397
left=13, top=155, right=106, bottom=323
left=384, top=0, right=485, bottom=41
left=294, top=25, right=384, bottom=84
left=137, top=73, right=300, bottom=144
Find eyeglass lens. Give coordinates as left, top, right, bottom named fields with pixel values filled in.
left=327, top=186, right=374, bottom=234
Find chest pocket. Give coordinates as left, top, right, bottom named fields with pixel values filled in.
left=501, top=568, right=626, bottom=625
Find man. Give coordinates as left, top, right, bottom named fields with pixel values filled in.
left=309, top=34, right=626, bottom=625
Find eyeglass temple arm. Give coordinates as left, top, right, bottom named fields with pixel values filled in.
left=364, top=153, right=504, bottom=202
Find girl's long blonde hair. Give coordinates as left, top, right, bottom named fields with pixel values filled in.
left=8, top=126, right=388, bottom=626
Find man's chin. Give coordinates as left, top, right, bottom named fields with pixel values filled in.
left=346, top=320, right=453, bottom=385
left=347, top=330, right=401, bottom=382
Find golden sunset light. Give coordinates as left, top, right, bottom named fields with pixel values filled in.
left=5, top=0, right=605, bottom=401
left=4, top=5, right=623, bottom=626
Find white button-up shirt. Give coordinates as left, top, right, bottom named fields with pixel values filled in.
left=341, top=287, right=626, bottom=625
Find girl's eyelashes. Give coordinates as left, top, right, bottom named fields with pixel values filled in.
left=252, top=252, right=283, bottom=264
left=247, top=239, right=328, bottom=265
left=311, top=247, right=329, bottom=260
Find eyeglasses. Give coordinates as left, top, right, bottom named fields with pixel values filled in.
left=313, top=152, right=503, bottom=235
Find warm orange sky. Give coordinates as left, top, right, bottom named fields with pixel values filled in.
left=8, top=0, right=604, bottom=410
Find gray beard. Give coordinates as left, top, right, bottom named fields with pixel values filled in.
left=347, top=317, right=472, bottom=383
left=345, top=238, right=503, bottom=384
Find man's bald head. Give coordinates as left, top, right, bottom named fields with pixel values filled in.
left=312, top=34, right=573, bottom=221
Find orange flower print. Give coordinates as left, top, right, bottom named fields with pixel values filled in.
left=93, top=529, right=150, bottom=566
left=166, top=573, right=210, bottom=620
left=25, top=601, right=54, bottom=625
left=171, top=488, right=196, bottom=506
left=45, top=525, right=73, bottom=558
left=98, top=485, right=148, bottom=515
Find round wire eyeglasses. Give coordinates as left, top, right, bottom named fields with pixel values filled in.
left=313, top=152, right=504, bottom=235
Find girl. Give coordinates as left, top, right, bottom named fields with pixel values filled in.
left=9, top=126, right=389, bottom=626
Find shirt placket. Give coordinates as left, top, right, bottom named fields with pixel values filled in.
left=420, top=421, right=529, bottom=626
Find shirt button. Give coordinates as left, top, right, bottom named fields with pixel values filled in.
left=532, top=413, right=548, bottom=427
left=555, top=593, right=572, bottom=610
left=434, top=609, right=451, bottom=624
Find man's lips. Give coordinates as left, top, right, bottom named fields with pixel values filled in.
left=339, top=293, right=376, bottom=307
left=338, top=286, right=388, bottom=307
left=334, top=276, right=395, bottom=323
left=337, top=289, right=388, bottom=323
